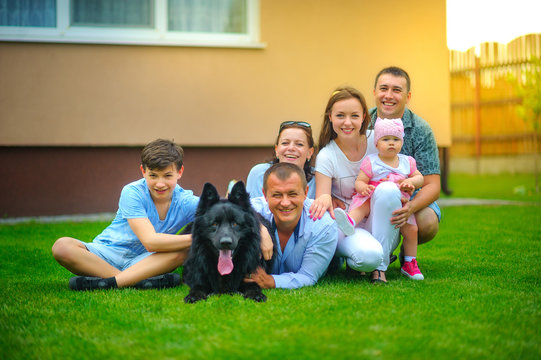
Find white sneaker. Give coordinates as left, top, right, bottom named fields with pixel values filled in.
left=334, top=208, right=355, bottom=236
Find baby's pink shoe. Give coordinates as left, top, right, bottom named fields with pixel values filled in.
left=401, top=259, right=424, bottom=280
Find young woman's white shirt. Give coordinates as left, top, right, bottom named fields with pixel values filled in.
left=315, top=130, right=377, bottom=211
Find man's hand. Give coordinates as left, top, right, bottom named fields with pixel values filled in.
left=390, top=196, right=413, bottom=228
left=244, top=266, right=275, bottom=289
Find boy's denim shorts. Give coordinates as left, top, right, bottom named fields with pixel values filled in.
left=83, top=242, right=153, bottom=271
left=411, top=189, right=442, bottom=222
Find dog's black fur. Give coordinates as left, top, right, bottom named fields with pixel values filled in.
left=182, top=181, right=276, bottom=303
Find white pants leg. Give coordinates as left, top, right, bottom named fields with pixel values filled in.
left=365, top=182, right=402, bottom=271
left=335, top=227, right=383, bottom=272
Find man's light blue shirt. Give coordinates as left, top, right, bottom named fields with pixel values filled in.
left=250, top=197, right=338, bottom=289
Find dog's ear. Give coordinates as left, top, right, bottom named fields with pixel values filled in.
left=228, top=181, right=251, bottom=210
left=197, top=182, right=220, bottom=215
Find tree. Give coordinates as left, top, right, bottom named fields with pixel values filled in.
left=512, top=57, right=541, bottom=193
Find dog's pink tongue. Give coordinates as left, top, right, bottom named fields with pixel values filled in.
left=218, top=249, right=233, bottom=275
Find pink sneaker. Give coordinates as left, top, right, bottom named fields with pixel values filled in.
left=401, top=259, right=424, bottom=280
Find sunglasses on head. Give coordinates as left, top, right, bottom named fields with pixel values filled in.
left=279, top=121, right=311, bottom=131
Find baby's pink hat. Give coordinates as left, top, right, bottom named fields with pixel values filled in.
left=374, top=117, right=404, bottom=144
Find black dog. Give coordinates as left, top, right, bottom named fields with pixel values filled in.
left=182, top=181, right=276, bottom=303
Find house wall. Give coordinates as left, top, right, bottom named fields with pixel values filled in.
left=0, top=0, right=450, bottom=217
left=0, top=146, right=272, bottom=217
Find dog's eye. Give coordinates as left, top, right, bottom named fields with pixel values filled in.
left=212, top=223, right=218, bottom=228
left=232, top=222, right=238, bottom=227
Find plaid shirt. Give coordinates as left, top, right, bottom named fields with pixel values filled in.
left=369, top=107, right=440, bottom=176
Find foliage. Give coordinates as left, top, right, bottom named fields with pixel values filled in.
left=514, top=57, right=541, bottom=132
left=509, top=57, right=541, bottom=192
left=1, top=204, right=541, bottom=359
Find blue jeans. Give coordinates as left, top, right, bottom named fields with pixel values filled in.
left=411, top=189, right=442, bottom=222
left=84, top=242, right=153, bottom=271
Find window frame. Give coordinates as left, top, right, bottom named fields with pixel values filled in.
left=0, top=0, right=263, bottom=48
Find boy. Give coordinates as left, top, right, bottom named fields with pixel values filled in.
left=52, top=139, right=198, bottom=290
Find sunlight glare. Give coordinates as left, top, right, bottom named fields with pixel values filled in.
left=447, top=0, right=541, bottom=51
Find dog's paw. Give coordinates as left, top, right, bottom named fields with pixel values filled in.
left=244, top=290, right=267, bottom=302
left=184, top=290, right=208, bottom=304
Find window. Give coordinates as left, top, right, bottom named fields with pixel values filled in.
left=0, top=0, right=262, bottom=48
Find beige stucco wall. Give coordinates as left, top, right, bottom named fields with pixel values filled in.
left=0, top=0, right=451, bottom=147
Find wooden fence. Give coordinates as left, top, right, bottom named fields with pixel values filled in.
left=449, top=34, right=540, bottom=160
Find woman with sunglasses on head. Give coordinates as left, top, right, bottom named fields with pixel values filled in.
left=309, top=87, right=393, bottom=284
left=246, top=121, right=316, bottom=199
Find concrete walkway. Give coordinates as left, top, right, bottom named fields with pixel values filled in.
left=1, top=198, right=539, bottom=225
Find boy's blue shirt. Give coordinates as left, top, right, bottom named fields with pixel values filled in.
left=92, top=178, right=199, bottom=253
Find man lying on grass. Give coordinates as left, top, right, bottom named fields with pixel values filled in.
left=244, top=162, right=338, bottom=289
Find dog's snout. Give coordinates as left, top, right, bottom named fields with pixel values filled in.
left=220, top=237, right=233, bottom=247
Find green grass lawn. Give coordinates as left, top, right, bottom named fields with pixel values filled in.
left=443, top=173, right=541, bottom=202
left=1, top=203, right=540, bottom=359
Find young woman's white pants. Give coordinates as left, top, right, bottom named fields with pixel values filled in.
left=335, top=181, right=401, bottom=272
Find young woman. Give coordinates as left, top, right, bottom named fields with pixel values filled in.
left=246, top=121, right=316, bottom=199
left=310, top=87, right=402, bottom=283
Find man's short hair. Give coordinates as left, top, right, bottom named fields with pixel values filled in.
left=263, top=162, right=307, bottom=193
left=141, top=139, right=184, bottom=171
left=374, top=66, right=411, bottom=92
